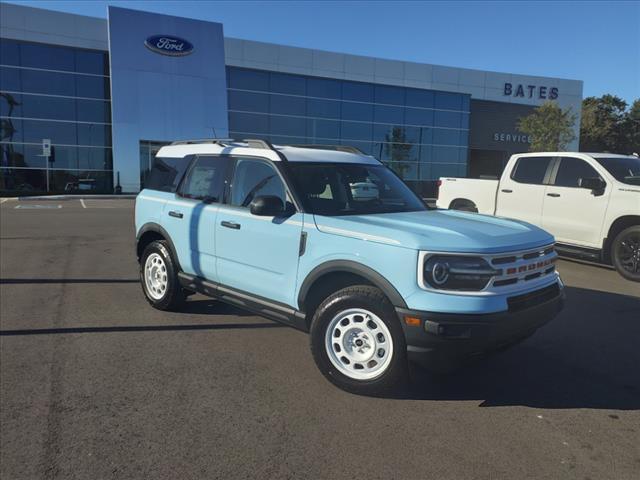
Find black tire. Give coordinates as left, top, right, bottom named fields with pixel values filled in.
left=139, top=240, right=186, bottom=310
left=450, top=200, right=478, bottom=213
left=309, top=285, right=408, bottom=395
left=611, top=225, right=640, bottom=282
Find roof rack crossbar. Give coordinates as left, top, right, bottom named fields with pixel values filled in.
left=289, top=144, right=366, bottom=155
left=170, top=138, right=235, bottom=146
left=243, top=138, right=277, bottom=151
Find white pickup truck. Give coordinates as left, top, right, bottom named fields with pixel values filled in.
left=437, top=152, right=640, bottom=282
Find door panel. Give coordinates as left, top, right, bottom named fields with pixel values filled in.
left=496, top=156, right=554, bottom=227
left=215, top=157, right=303, bottom=307
left=163, top=198, right=219, bottom=278
left=542, top=156, right=609, bottom=247
left=161, top=155, right=229, bottom=281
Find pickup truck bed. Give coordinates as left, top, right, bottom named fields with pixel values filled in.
left=437, top=177, right=498, bottom=214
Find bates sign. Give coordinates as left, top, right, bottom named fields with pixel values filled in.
left=144, top=35, right=194, bottom=56
left=504, top=83, right=558, bottom=100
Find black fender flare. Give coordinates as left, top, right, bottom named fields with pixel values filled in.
left=136, top=222, right=182, bottom=271
left=297, top=260, right=408, bottom=310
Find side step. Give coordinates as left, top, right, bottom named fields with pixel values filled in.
left=177, top=272, right=308, bottom=331
left=555, top=243, right=602, bottom=261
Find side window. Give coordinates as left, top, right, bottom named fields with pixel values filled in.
left=511, top=157, right=552, bottom=185
left=145, top=157, right=191, bottom=192
left=179, top=156, right=227, bottom=201
left=553, top=157, right=602, bottom=188
left=230, top=158, right=287, bottom=207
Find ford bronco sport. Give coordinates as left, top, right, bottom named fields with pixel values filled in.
left=135, top=139, right=564, bottom=395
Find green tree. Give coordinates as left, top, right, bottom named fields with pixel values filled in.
left=622, top=99, right=640, bottom=154
left=517, top=101, right=577, bottom=151
left=580, top=94, right=628, bottom=152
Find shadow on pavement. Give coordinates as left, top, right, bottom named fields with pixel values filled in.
left=0, top=278, right=139, bottom=284
left=0, top=322, right=285, bottom=336
left=181, top=299, right=255, bottom=316
left=397, top=286, right=640, bottom=410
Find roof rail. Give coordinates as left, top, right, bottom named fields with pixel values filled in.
left=289, top=144, right=366, bottom=155
left=170, top=138, right=235, bottom=146
left=243, top=138, right=276, bottom=151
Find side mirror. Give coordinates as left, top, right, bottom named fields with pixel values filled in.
left=578, top=177, right=605, bottom=192
left=249, top=195, right=285, bottom=216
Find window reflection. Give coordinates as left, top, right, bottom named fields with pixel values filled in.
left=1, top=39, right=113, bottom=194
left=225, top=67, right=470, bottom=182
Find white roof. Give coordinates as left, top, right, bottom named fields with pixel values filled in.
left=156, top=142, right=381, bottom=164
left=513, top=152, right=637, bottom=159
left=583, top=153, right=637, bottom=159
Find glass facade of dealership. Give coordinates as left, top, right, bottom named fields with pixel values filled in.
left=227, top=67, right=469, bottom=188
left=0, top=3, right=583, bottom=196
left=0, top=38, right=113, bottom=194
left=1, top=39, right=469, bottom=195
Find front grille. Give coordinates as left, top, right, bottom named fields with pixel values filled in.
left=507, top=283, right=560, bottom=312
left=487, top=244, right=557, bottom=291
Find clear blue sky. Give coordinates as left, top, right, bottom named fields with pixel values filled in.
left=6, top=0, right=640, bottom=104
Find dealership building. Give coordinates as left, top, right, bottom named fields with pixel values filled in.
left=0, top=3, right=583, bottom=196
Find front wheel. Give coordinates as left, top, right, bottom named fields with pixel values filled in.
left=309, top=286, right=408, bottom=395
left=140, top=240, right=186, bottom=310
left=611, top=225, right=640, bottom=282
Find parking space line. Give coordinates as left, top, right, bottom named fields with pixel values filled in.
left=80, top=199, right=87, bottom=209
left=14, top=204, right=62, bottom=209
left=0, top=198, right=8, bottom=204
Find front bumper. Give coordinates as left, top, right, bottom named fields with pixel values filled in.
left=397, top=281, right=565, bottom=367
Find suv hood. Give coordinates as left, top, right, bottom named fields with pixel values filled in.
left=313, top=209, right=554, bottom=253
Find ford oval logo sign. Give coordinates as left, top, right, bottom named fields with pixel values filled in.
left=144, top=35, right=194, bottom=57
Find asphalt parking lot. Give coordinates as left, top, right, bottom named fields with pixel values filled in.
left=1, top=198, right=639, bottom=480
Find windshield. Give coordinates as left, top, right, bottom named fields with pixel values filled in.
left=595, top=156, right=640, bottom=186
left=288, top=162, right=428, bottom=216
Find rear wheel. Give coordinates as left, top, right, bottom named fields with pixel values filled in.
left=140, top=240, right=186, bottom=310
left=611, top=225, right=640, bottom=282
left=450, top=199, right=478, bottom=213
left=310, top=286, right=407, bottom=395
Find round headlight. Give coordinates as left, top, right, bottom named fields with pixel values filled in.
left=431, top=261, right=450, bottom=285
left=423, top=255, right=497, bottom=291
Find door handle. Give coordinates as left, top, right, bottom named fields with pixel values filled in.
left=221, top=221, right=241, bottom=230
left=168, top=210, right=183, bottom=219
left=546, top=193, right=561, bottom=198
left=501, top=189, right=513, bottom=193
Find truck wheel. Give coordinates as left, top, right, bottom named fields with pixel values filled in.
left=450, top=199, right=478, bottom=213
left=140, top=240, right=186, bottom=310
left=611, top=225, right=640, bottom=282
left=309, top=285, right=407, bottom=395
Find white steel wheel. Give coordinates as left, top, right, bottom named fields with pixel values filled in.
left=324, top=308, right=394, bottom=381
left=144, top=252, right=168, bottom=300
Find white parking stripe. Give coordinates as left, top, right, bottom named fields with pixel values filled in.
left=80, top=199, right=87, bottom=208
left=15, top=204, right=62, bottom=209
left=0, top=198, right=8, bottom=204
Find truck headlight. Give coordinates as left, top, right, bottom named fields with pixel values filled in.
left=423, top=255, right=499, bottom=291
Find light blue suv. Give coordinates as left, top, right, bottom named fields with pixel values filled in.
left=135, top=139, right=564, bottom=394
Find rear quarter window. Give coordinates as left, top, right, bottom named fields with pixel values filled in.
left=144, top=157, right=191, bottom=192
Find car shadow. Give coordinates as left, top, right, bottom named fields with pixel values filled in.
left=181, top=298, right=255, bottom=317
left=393, top=286, right=640, bottom=410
